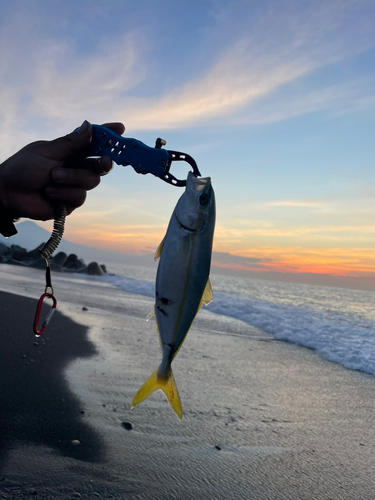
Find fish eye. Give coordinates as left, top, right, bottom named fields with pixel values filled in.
left=199, top=193, right=210, bottom=207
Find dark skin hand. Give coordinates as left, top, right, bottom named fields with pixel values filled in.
left=0, top=120, right=125, bottom=221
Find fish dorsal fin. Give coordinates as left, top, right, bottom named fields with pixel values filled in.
left=199, top=278, right=213, bottom=310
left=154, top=237, right=165, bottom=261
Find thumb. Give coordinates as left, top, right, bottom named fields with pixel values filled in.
left=47, top=120, right=93, bottom=160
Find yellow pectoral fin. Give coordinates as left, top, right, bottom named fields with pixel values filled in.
left=202, top=278, right=213, bottom=306
left=154, top=237, right=165, bottom=261
left=197, top=278, right=214, bottom=312
left=145, top=309, right=155, bottom=321
left=131, top=368, right=182, bottom=420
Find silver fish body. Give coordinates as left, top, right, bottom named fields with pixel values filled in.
left=131, top=172, right=215, bottom=418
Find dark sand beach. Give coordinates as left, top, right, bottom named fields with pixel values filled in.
left=1, top=263, right=375, bottom=499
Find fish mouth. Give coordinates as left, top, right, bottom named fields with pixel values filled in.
left=187, top=171, right=211, bottom=192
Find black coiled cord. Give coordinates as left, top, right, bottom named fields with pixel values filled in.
left=39, top=203, right=67, bottom=262
left=33, top=203, right=67, bottom=335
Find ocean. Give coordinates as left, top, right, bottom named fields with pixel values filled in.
left=96, top=262, right=375, bottom=377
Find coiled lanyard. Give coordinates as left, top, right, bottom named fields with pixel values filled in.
left=33, top=204, right=66, bottom=336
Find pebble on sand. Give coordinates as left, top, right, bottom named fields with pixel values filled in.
left=121, top=422, right=134, bottom=430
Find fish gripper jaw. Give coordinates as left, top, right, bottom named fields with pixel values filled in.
left=84, top=125, right=201, bottom=187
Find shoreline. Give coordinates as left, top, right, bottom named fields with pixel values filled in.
left=2, top=265, right=375, bottom=498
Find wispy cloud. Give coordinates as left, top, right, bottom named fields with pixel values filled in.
left=231, top=78, right=375, bottom=126
left=65, top=221, right=167, bottom=253
left=123, top=0, right=375, bottom=129
left=220, top=244, right=375, bottom=276
left=29, top=32, right=147, bottom=125
left=125, top=42, right=317, bottom=129
left=267, top=200, right=322, bottom=208
left=220, top=193, right=375, bottom=220
left=0, top=0, right=374, bottom=155
left=0, top=13, right=148, bottom=157
left=212, top=251, right=271, bottom=267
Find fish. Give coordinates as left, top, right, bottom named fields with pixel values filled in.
left=131, top=171, right=216, bottom=419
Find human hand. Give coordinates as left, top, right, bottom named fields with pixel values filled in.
left=0, top=120, right=125, bottom=221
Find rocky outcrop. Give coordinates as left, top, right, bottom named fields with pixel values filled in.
left=53, top=252, right=68, bottom=267
left=64, top=253, right=78, bottom=269
left=0, top=242, right=9, bottom=262
left=87, top=262, right=105, bottom=276
left=8, top=244, right=28, bottom=262
left=75, top=258, right=87, bottom=272
left=0, top=242, right=108, bottom=276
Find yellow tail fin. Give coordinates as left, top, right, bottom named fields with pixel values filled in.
left=131, top=368, right=182, bottom=419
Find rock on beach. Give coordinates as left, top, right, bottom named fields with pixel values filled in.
left=0, top=242, right=108, bottom=277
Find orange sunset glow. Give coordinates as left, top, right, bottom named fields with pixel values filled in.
left=64, top=214, right=375, bottom=282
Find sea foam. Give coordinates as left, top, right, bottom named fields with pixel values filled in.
left=98, top=265, right=375, bottom=376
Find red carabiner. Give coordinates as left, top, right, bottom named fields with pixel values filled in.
left=33, top=293, right=57, bottom=336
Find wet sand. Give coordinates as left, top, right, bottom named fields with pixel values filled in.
left=1, top=264, right=375, bottom=499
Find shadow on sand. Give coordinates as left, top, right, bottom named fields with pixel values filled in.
left=0, top=291, right=104, bottom=468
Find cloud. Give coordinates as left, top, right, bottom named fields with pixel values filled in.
left=0, top=12, right=149, bottom=157
left=219, top=193, right=375, bottom=222
left=122, top=0, right=375, bottom=129
left=267, top=200, right=322, bottom=208
left=212, top=251, right=271, bottom=267
left=1, top=0, right=373, bottom=151
left=0, top=87, right=20, bottom=159
left=124, top=41, right=315, bottom=129
left=29, top=32, right=147, bottom=126
left=230, top=78, right=375, bottom=125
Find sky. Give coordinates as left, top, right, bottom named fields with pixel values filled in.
left=1, top=0, right=375, bottom=288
